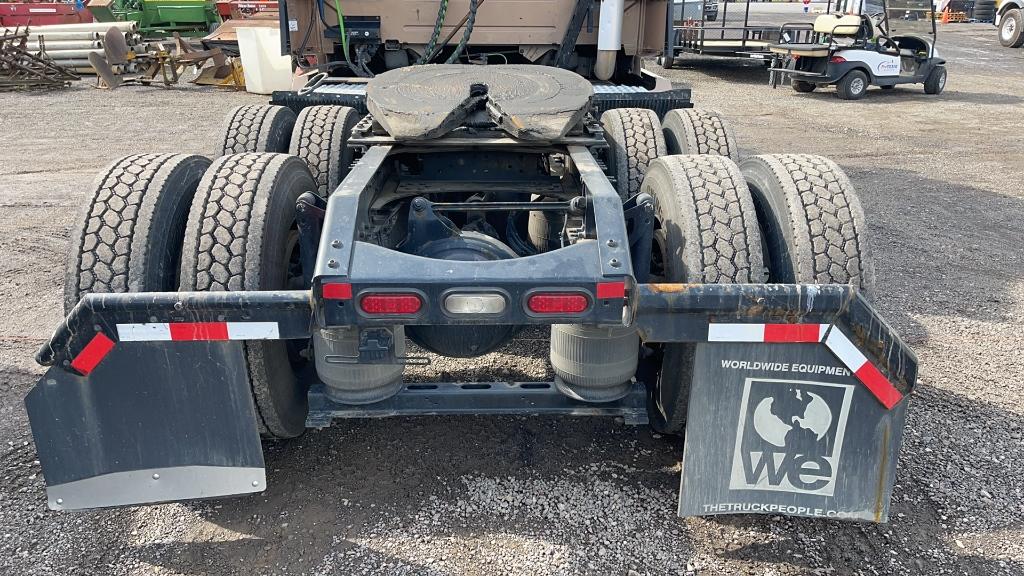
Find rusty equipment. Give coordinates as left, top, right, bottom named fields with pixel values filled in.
left=0, top=28, right=78, bottom=90
left=90, top=31, right=242, bottom=89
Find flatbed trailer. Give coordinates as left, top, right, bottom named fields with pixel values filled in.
left=661, top=0, right=816, bottom=65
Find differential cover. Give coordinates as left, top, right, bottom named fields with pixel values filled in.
left=365, top=64, right=594, bottom=141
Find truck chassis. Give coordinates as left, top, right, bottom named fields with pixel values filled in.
left=28, top=64, right=917, bottom=522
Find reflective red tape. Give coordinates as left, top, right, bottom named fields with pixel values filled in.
left=763, top=323, right=822, bottom=343
left=69, top=332, right=115, bottom=376
left=707, top=323, right=824, bottom=343
left=823, top=327, right=904, bottom=410
left=709, top=323, right=905, bottom=410
left=854, top=362, right=903, bottom=410
left=168, top=322, right=229, bottom=341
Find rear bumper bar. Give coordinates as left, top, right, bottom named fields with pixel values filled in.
left=29, top=282, right=916, bottom=514
left=39, top=283, right=916, bottom=405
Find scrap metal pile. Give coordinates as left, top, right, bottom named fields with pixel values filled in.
left=2, top=21, right=146, bottom=73
left=0, top=28, right=78, bottom=90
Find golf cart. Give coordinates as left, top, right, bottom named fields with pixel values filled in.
left=768, top=0, right=947, bottom=99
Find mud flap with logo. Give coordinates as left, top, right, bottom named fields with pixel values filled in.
left=25, top=340, right=265, bottom=511
left=678, top=342, right=907, bottom=522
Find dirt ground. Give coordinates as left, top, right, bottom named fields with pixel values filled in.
left=1, top=22, right=1023, bottom=576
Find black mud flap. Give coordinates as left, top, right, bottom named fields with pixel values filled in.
left=678, top=341, right=907, bottom=523
left=25, top=341, right=265, bottom=511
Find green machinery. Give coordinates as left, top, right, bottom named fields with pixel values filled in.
left=88, top=0, right=220, bottom=38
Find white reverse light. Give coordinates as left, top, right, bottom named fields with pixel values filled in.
left=444, top=293, right=506, bottom=315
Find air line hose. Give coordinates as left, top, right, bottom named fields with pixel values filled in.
left=444, top=0, right=479, bottom=63
left=417, top=0, right=449, bottom=64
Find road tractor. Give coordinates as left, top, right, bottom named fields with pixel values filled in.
left=28, top=0, right=917, bottom=523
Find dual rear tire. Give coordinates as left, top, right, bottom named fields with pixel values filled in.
left=65, top=151, right=318, bottom=440
left=643, top=152, right=875, bottom=433
left=66, top=104, right=362, bottom=440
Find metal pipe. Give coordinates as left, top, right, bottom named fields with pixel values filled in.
left=595, top=0, right=624, bottom=80
left=27, top=40, right=102, bottom=50
left=44, top=58, right=94, bottom=67
left=6, top=31, right=101, bottom=40
left=14, top=22, right=136, bottom=33
left=41, top=48, right=104, bottom=59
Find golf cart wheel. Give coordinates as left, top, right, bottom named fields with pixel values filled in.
left=180, top=153, right=316, bottom=439
left=836, top=69, right=869, bottom=100
left=657, top=55, right=675, bottom=69
left=289, top=105, right=360, bottom=196
left=640, top=155, right=765, bottom=434
left=661, top=109, right=738, bottom=160
left=64, top=153, right=211, bottom=314
left=791, top=79, right=817, bottom=93
left=924, top=66, right=948, bottom=95
left=1000, top=9, right=1024, bottom=47
left=219, top=104, right=297, bottom=156
left=601, top=108, right=667, bottom=199
left=740, top=154, right=875, bottom=292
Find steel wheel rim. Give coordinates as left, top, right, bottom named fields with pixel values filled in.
left=851, top=77, right=866, bottom=94
left=1004, top=19, right=1016, bottom=40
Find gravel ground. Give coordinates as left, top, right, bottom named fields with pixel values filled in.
left=1, top=22, right=1022, bottom=576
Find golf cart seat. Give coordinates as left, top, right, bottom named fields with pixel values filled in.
left=814, top=14, right=864, bottom=36
left=768, top=43, right=832, bottom=57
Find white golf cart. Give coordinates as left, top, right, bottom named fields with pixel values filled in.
left=768, top=0, right=947, bottom=99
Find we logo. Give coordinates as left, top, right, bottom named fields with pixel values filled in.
left=729, top=379, right=854, bottom=496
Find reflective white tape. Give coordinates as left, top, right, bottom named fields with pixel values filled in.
left=708, top=323, right=764, bottom=342
left=819, top=324, right=829, bottom=342
left=824, top=328, right=868, bottom=371
left=117, top=323, right=171, bottom=342
left=226, top=322, right=279, bottom=340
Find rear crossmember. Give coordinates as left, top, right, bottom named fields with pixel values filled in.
left=39, top=283, right=916, bottom=410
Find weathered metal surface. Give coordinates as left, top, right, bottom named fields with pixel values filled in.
left=36, top=290, right=313, bottom=367
left=678, top=342, right=907, bottom=522
left=630, top=283, right=918, bottom=396
left=26, top=340, right=265, bottom=510
left=365, top=65, right=594, bottom=141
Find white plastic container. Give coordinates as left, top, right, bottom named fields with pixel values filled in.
left=237, top=27, right=291, bottom=95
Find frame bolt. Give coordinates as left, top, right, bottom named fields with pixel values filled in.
left=606, top=239, right=618, bottom=248
left=328, top=259, right=339, bottom=269
left=55, top=498, right=63, bottom=505
left=609, top=258, right=621, bottom=268
left=174, top=301, right=184, bottom=311
left=152, top=473, right=160, bottom=480
left=331, top=239, right=342, bottom=249
left=252, top=480, right=260, bottom=487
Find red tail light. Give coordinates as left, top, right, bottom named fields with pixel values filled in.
left=526, top=293, right=589, bottom=314
left=360, top=293, right=422, bottom=315
left=830, top=56, right=847, bottom=64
